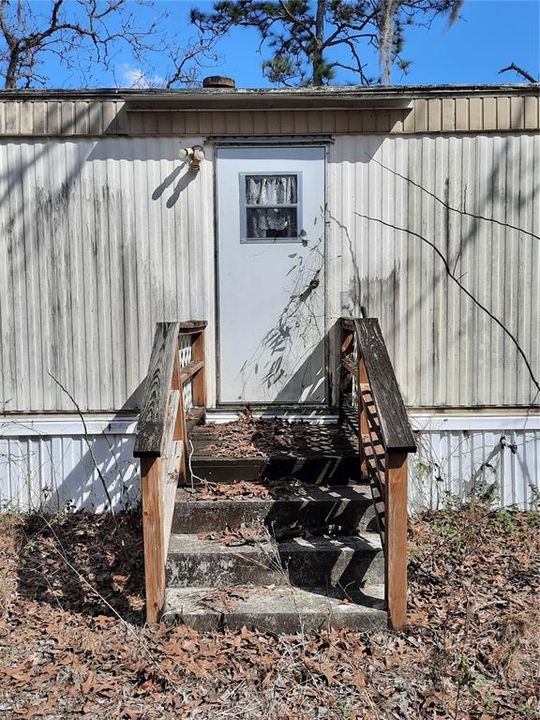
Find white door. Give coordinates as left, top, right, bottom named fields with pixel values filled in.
left=216, top=146, right=326, bottom=405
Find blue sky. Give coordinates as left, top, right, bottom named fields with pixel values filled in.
left=27, top=0, right=540, bottom=87
left=181, top=0, right=540, bottom=87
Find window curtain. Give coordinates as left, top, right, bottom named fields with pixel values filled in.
left=246, top=175, right=297, bottom=206
left=245, top=175, right=298, bottom=238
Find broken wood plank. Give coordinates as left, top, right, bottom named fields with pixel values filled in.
left=178, top=320, right=208, bottom=334
left=180, top=360, right=204, bottom=386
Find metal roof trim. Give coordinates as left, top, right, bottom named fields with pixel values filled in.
left=0, top=82, right=537, bottom=105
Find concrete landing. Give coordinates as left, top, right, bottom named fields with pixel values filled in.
left=162, top=584, right=386, bottom=633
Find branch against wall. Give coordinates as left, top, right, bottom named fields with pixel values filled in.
left=364, top=154, right=540, bottom=243
left=352, top=211, right=540, bottom=396
left=47, top=372, right=114, bottom=514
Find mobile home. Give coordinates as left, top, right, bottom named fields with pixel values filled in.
left=0, top=81, right=539, bottom=513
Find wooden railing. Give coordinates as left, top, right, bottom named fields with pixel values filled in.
left=134, top=320, right=207, bottom=624
left=340, top=318, right=416, bottom=631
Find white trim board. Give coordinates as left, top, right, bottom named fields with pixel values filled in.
left=410, top=414, right=540, bottom=432
left=0, top=416, right=137, bottom=436
left=0, top=411, right=539, bottom=436
left=0, top=412, right=538, bottom=512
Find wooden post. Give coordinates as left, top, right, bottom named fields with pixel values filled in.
left=135, top=321, right=208, bottom=626
left=385, top=451, right=408, bottom=631
left=171, top=348, right=187, bottom=480
left=358, top=357, right=369, bottom=478
left=140, top=456, right=165, bottom=625
left=191, top=329, right=206, bottom=415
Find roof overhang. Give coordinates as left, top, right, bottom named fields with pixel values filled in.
left=1, top=83, right=537, bottom=112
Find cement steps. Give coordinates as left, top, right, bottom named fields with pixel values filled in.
left=172, top=484, right=378, bottom=534
left=190, top=455, right=361, bottom=486
left=163, top=584, right=386, bottom=633
left=167, top=531, right=384, bottom=589
left=164, top=423, right=386, bottom=632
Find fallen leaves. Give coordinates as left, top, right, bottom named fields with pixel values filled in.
left=193, top=412, right=296, bottom=457
left=0, top=503, right=538, bottom=719
left=199, top=524, right=266, bottom=546
left=196, top=480, right=271, bottom=500
left=191, top=412, right=359, bottom=459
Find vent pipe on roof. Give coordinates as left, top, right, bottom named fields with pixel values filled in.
left=202, top=75, right=236, bottom=89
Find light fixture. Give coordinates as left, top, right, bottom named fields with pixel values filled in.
left=178, top=145, right=205, bottom=173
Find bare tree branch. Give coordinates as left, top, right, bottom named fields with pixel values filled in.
left=47, top=371, right=115, bottom=513
left=0, top=0, right=214, bottom=88
left=499, top=63, right=538, bottom=84
left=353, top=212, right=540, bottom=395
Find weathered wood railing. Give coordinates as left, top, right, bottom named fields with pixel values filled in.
left=134, top=320, right=207, bottom=624
left=340, top=318, right=416, bottom=631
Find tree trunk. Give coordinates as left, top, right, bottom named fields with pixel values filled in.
left=311, top=0, right=326, bottom=85
left=379, top=0, right=397, bottom=85
left=4, top=48, right=20, bottom=89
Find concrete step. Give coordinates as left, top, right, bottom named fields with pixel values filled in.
left=166, top=532, right=384, bottom=590
left=162, top=584, right=386, bottom=633
left=172, top=485, right=377, bottom=535
left=189, top=455, right=362, bottom=486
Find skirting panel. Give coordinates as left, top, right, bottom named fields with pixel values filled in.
left=0, top=414, right=538, bottom=513
left=0, top=417, right=139, bottom=513
left=409, top=415, right=540, bottom=511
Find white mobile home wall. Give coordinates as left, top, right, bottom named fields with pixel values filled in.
left=0, top=89, right=538, bottom=511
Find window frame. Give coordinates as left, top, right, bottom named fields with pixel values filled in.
left=239, top=171, right=303, bottom=244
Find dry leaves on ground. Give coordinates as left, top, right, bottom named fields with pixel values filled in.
left=195, top=480, right=272, bottom=500
left=0, top=503, right=538, bottom=719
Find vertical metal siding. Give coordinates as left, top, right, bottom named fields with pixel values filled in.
left=1, top=95, right=539, bottom=137
left=328, top=134, right=540, bottom=407
left=0, top=427, right=139, bottom=513
left=1, top=415, right=538, bottom=512
left=1, top=133, right=538, bottom=413
left=0, top=137, right=216, bottom=412
left=409, top=420, right=540, bottom=511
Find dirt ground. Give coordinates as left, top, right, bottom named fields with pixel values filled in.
left=0, top=503, right=538, bottom=719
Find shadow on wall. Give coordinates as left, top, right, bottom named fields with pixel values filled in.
left=152, top=164, right=198, bottom=208
left=333, top=101, right=539, bottom=407
left=0, top=117, right=204, bottom=415
left=0, top=383, right=146, bottom=515
left=235, top=234, right=327, bottom=405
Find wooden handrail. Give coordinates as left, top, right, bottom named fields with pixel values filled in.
left=134, top=323, right=181, bottom=458
left=340, top=317, right=416, bottom=632
left=134, top=320, right=207, bottom=624
left=354, top=319, right=416, bottom=453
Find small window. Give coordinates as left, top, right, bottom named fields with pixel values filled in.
left=240, top=173, right=301, bottom=242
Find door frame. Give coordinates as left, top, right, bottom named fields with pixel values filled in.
left=213, top=140, right=329, bottom=408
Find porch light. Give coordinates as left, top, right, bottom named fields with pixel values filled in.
left=178, top=145, right=205, bottom=173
